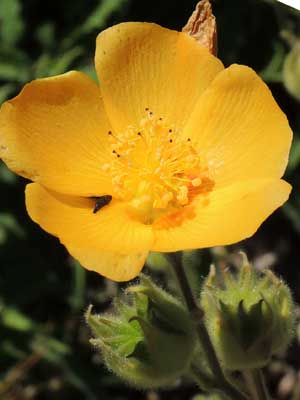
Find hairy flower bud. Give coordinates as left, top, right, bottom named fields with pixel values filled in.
left=201, top=254, right=295, bottom=370
left=86, top=274, right=197, bottom=388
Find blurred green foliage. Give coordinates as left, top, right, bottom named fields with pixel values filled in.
left=0, top=0, right=300, bottom=399
left=0, top=0, right=128, bottom=103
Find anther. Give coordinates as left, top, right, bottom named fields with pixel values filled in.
left=102, top=110, right=210, bottom=214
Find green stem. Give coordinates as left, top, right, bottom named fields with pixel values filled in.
left=242, top=370, right=260, bottom=400
left=253, top=370, right=271, bottom=400
left=166, top=252, right=249, bottom=400
left=189, top=363, right=216, bottom=391
left=243, top=369, right=271, bottom=400
left=167, top=251, right=203, bottom=317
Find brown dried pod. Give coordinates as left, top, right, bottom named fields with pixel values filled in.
left=182, top=0, right=218, bottom=56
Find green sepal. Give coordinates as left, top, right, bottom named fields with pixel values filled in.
left=130, top=315, right=196, bottom=374
left=86, top=274, right=197, bottom=389
left=201, top=254, right=295, bottom=370
left=86, top=305, right=144, bottom=358
left=127, top=274, right=194, bottom=335
left=90, top=337, right=177, bottom=388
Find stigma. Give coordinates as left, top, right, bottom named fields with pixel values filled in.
left=102, top=109, right=214, bottom=223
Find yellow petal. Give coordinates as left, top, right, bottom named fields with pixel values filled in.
left=153, top=179, right=291, bottom=252
left=184, top=65, right=292, bottom=187
left=69, top=249, right=148, bottom=282
left=0, top=71, right=113, bottom=196
left=95, top=22, right=223, bottom=132
left=25, top=183, right=153, bottom=279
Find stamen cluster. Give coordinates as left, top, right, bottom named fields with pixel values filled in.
left=102, top=109, right=212, bottom=221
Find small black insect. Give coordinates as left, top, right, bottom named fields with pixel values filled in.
left=93, top=195, right=112, bottom=214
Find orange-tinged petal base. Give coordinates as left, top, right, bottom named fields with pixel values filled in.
left=153, top=179, right=291, bottom=251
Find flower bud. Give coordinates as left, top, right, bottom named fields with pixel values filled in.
left=283, top=40, right=300, bottom=100
left=201, top=254, right=295, bottom=370
left=86, top=274, right=197, bottom=388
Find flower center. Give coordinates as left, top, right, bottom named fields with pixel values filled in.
left=102, top=109, right=214, bottom=223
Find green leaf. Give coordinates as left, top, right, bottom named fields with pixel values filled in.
left=287, top=138, right=300, bottom=174
left=282, top=202, right=300, bottom=234
left=34, top=53, right=53, bottom=78
left=182, top=250, right=205, bottom=295
left=62, top=0, right=128, bottom=48
left=283, top=43, right=300, bottom=100
left=34, top=48, right=83, bottom=78
left=0, top=212, right=25, bottom=244
left=0, top=60, right=29, bottom=82
left=80, top=0, right=127, bottom=33
left=0, top=339, right=26, bottom=359
left=48, top=47, right=83, bottom=75
left=0, top=0, right=24, bottom=47
left=0, top=161, right=17, bottom=184
left=68, top=259, right=86, bottom=312
left=1, top=307, right=35, bottom=332
left=260, top=41, right=285, bottom=83
left=32, top=336, right=70, bottom=363
left=35, top=22, right=56, bottom=49
left=78, top=64, right=98, bottom=81
left=0, top=48, right=30, bottom=84
left=0, top=83, right=16, bottom=104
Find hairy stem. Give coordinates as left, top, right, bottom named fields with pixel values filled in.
left=243, top=369, right=271, bottom=400
left=189, top=363, right=216, bottom=391
left=253, top=370, right=271, bottom=400
left=242, top=370, right=260, bottom=400
left=166, top=252, right=249, bottom=400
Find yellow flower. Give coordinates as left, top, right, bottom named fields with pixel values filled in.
left=0, top=23, right=292, bottom=281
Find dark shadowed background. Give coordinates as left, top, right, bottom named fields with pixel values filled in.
left=0, top=0, right=300, bottom=399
